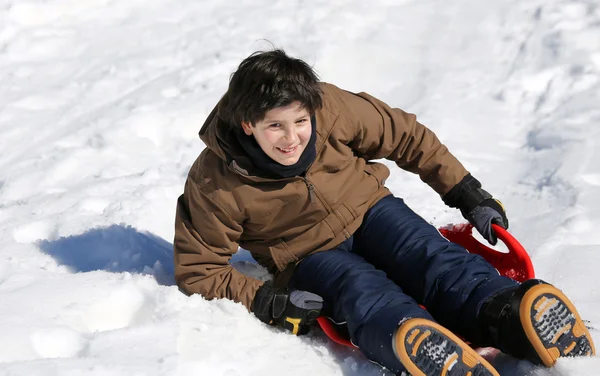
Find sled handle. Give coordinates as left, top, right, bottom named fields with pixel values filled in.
left=492, top=223, right=535, bottom=280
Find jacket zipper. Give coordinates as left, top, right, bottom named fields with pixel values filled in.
left=305, top=179, right=317, bottom=204
left=304, top=179, right=352, bottom=239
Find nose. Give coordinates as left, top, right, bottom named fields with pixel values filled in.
left=284, top=127, right=298, bottom=143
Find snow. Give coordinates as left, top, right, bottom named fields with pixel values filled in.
left=0, top=0, right=599, bottom=375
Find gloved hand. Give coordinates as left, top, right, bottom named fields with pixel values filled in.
left=252, top=282, right=323, bottom=335
left=442, top=174, right=509, bottom=245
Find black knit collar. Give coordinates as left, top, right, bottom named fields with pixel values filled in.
left=234, top=116, right=317, bottom=179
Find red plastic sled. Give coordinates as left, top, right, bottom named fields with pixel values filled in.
left=317, top=223, right=535, bottom=348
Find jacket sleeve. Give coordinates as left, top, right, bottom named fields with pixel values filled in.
left=173, top=172, right=263, bottom=311
left=333, top=86, right=469, bottom=196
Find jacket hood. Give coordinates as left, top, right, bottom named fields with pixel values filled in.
left=198, top=94, right=260, bottom=176
left=198, top=95, right=231, bottom=162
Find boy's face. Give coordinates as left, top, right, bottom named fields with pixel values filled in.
left=241, top=101, right=312, bottom=166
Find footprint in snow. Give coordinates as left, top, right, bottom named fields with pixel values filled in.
left=82, top=284, right=154, bottom=332
left=30, top=327, right=87, bottom=359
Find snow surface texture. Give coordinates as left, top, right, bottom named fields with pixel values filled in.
left=0, top=0, right=599, bottom=375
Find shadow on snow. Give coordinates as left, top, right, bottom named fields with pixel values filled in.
left=35, top=224, right=267, bottom=287
left=36, top=224, right=177, bottom=285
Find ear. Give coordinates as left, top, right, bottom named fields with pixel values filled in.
left=241, top=121, right=253, bottom=136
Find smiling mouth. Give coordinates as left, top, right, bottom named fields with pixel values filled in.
left=276, top=146, right=298, bottom=154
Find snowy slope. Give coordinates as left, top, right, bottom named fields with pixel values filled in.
left=0, top=0, right=599, bottom=375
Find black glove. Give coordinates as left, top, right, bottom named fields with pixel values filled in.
left=252, top=282, right=323, bottom=335
left=443, top=174, right=509, bottom=245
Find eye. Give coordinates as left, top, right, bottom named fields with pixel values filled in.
left=269, top=123, right=281, bottom=128
left=296, top=118, right=308, bottom=124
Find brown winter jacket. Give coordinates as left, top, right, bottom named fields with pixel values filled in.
left=174, top=82, right=469, bottom=311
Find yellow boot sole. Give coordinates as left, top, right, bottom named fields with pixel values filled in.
left=520, top=284, right=595, bottom=366
left=394, top=318, right=499, bottom=376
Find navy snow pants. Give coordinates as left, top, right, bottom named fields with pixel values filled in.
left=289, top=195, right=518, bottom=373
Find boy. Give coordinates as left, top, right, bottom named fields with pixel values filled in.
left=173, top=49, right=594, bottom=375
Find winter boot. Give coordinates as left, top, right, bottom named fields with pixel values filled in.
left=479, top=279, right=595, bottom=366
left=393, top=318, right=499, bottom=376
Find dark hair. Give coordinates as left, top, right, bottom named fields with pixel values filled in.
left=220, top=49, right=323, bottom=128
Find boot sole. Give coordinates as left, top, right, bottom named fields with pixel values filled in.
left=394, top=318, right=499, bottom=376
left=520, top=284, right=596, bottom=366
